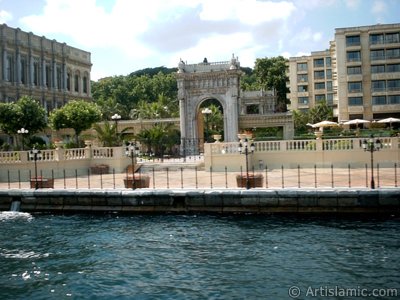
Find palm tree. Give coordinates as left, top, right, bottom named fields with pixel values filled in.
left=92, top=121, right=132, bottom=147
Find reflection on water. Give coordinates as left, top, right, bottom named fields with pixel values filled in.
left=0, top=213, right=399, bottom=299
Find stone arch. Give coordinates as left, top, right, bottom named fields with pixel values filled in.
left=176, top=57, right=241, bottom=154
left=196, top=96, right=225, bottom=143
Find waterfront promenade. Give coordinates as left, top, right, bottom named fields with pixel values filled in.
left=0, top=165, right=398, bottom=190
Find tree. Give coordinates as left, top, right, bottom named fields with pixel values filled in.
left=92, top=121, right=132, bottom=147
left=254, top=56, right=289, bottom=112
left=49, top=100, right=102, bottom=145
left=293, top=101, right=334, bottom=135
left=0, top=96, right=47, bottom=149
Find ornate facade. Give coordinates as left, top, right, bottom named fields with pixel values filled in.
left=176, top=55, right=294, bottom=153
left=0, top=24, right=92, bottom=112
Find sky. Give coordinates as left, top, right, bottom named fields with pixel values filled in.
left=1, top=0, right=399, bottom=81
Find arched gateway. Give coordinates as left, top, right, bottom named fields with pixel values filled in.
left=176, top=56, right=294, bottom=154
left=176, top=56, right=241, bottom=154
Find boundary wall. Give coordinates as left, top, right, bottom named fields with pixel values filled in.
left=0, top=188, right=399, bottom=215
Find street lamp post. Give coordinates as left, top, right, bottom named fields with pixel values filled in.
left=111, top=113, right=121, bottom=143
left=201, top=107, right=212, bottom=143
left=238, top=138, right=255, bottom=189
left=125, top=141, right=140, bottom=190
left=29, top=147, right=42, bottom=189
left=17, top=128, right=29, bottom=150
left=362, top=135, right=382, bottom=189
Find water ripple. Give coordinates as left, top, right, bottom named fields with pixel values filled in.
left=0, top=214, right=399, bottom=299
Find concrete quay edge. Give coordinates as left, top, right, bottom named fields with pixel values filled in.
left=0, top=188, right=399, bottom=215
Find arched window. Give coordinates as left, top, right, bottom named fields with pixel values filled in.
left=66, top=69, right=71, bottom=91
left=74, top=72, right=80, bottom=92
left=83, top=73, right=88, bottom=94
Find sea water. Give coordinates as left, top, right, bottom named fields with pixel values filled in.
left=0, top=213, right=399, bottom=299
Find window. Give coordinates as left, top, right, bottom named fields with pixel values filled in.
left=346, top=35, right=360, bottom=46
left=297, top=62, right=307, bottom=72
left=326, top=81, right=333, bottom=92
left=347, top=51, right=361, bottom=62
left=20, top=56, right=27, bottom=84
left=83, top=76, right=88, bottom=93
left=33, top=60, right=39, bottom=86
left=371, top=65, right=385, bottom=73
left=372, top=96, right=386, bottom=105
left=45, top=64, right=51, bottom=88
left=348, top=97, right=363, bottom=106
left=297, top=74, right=308, bottom=82
left=314, top=70, right=325, bottom=80
left=372, top=80, right=386, bottom=92
left=370, top=49, right=385, bottom=60
left=388, top=95, right=400, bottom=104
left=370, top=33, right=384, bottom=45
left=348, top=82, right=362, bottom=93
left=298, top=85, right=308, bottom=92
left=315, top=94, right=326, bottom=102
left=326, top=93, right=333, bottom=105
left=56, top=66, right=62, bottom=90
left=313, top=58, right=324, bottom=68
left=386, top=32, right=400, bottom=44
left=298, top=97, right=309, bottom=104
left=67, top=71, right=71, bottom=91
left=326, top=69, right=332, bottom=79
left=387, top=79, right=400, bottom=91
left=387, top=63, right=400, bottom=73
left=74, top=74, right=79, bottom=92
left=326, top=57, right=331, bottom=67
left=386, top=48, right=400, bottom=59
left=246, top=104, right=259, bottom=114
left=347, top=66, right=362, bottom=75
left=6, top=55, right=14, bottom=82
left=314, top=82, right=325, bottom=90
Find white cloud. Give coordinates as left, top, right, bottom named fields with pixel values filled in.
left=0, top=10, right=12, bottom=23
left=345, top=0, right=361, bottom=9
left=371, top=0, right=387, bottom=15
left=199, top=0, right=295, bottom=25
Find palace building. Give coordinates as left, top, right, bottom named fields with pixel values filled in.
left=0, top=24, right=92, bottom=112
left=287, top=23, right=400, bottom=122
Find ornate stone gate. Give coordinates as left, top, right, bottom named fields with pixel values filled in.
left=176, top=56, right=242, bottom=154
left=176, top=56, right=294, bottom=154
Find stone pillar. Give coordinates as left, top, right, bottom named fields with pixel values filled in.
left=29, top=55, right=34, bottom=86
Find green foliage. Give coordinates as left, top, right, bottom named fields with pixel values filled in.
left=135, top=123, right=180, bottom=157
left=91, top=71, right=178, bottom=119
left=0, top=96, right=46, bottom=135
left=49, top=100, right=102, bottom=144
left=92, top=121, right=132, bottom=147
left=129, top=66, right=177, bottom=77
left=293, top=101, right=334, bottom=135
left=130, top=93, right=178, bottom=120
left=254, top=56, right=289, bottom=112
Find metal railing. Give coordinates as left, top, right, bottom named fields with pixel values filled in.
left=1, top=163, right=398, bottom=190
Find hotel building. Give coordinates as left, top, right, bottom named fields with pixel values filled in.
left=0, top=24, right=92, bottom=112
left=287, top=23, right=400, bottom=122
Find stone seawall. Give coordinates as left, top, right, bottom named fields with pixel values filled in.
left=1, top=188, right=399, bottom=214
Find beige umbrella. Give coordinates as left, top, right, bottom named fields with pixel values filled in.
left=311, top=121, right=338, bottom=134
left=343, top=119, right=370, bottom=125
left=311, top=120, right=338, bottom=129
left=377, top=117, right=400, bottom=129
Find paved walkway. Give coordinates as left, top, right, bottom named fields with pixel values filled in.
left=1, top=166, right=398, bottom=190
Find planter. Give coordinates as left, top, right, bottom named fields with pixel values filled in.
left=124, top=175, right=150, bottom=189
left=236, top=174, right=263, bottom=188
left=30, top=177, right=54, bottom=189
left=90, top=164, right=109, bottom=174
